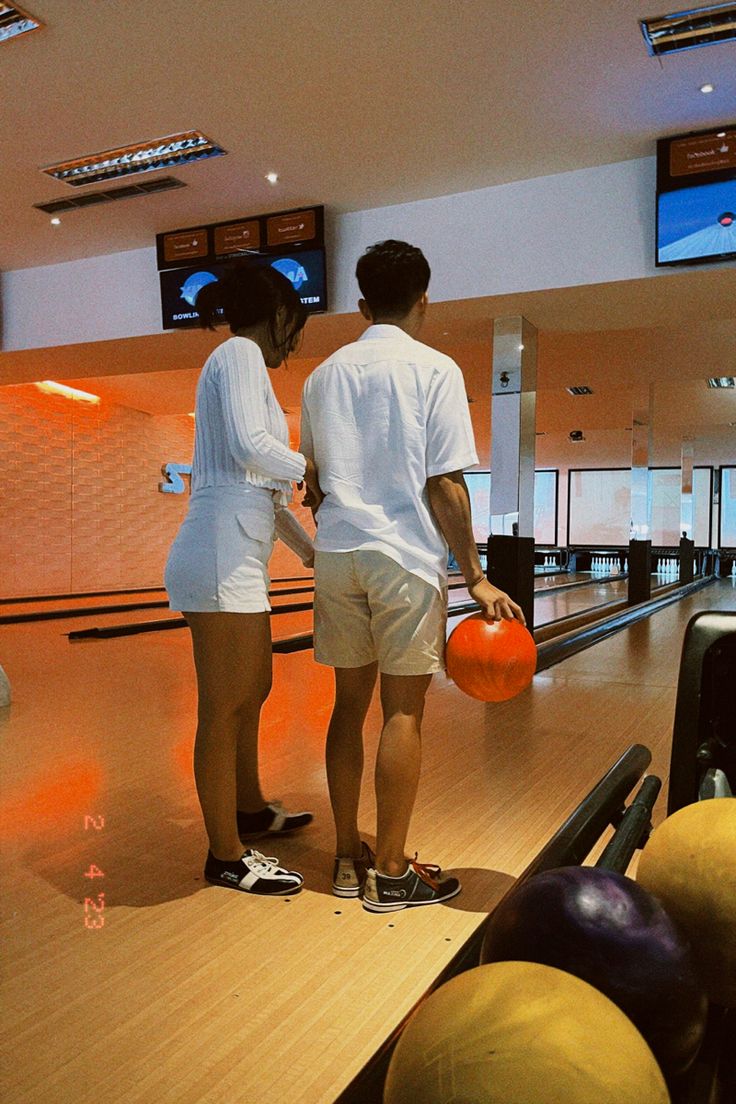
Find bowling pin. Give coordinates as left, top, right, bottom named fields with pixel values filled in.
left=731, top=560, right=736, bottom=578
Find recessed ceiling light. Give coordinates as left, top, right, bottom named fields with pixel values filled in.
left=567, top=385, right=594, bottom=395
left=700, top=83, right=715, bottom=93
left=717, top=131, right=727, bottom=137
left=0, top=3, right=43, bottom=43
left=707, top=377, right=736, bottom=388
left=35, top=380, right=100, bottom=403
left=265, top=172, right=279, bottom=184
left=41, top=131, right=225, bottom=188
left=50, top=216, right=60, bottom=226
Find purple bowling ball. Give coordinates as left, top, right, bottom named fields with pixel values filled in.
left=479, top=865, right=708, bottom=1079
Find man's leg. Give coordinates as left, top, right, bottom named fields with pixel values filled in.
left=375, top=672, right=433, bottom=876
left=326, top=662, right=378, bottom=858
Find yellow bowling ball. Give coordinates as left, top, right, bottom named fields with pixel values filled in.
left=384, top=960, right=670, bottom=1104
left=637, top=797, right=736, bottom=1008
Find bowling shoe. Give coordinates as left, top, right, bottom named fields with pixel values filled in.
left=237, top=800, right=313, bottom=841
left=204, top=848, right=303, bottom=895
left=332, top=840, right=375, bottom=897
left=363, top=856, right=459, bottom=913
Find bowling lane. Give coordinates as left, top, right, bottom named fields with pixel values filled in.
left=448, top=572, right=632, bottom=628
left=534, top=577, right=629, bottom=626
left=2, top=574, right=734, bottom=1104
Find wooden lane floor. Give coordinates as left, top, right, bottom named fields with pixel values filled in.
left=2, top=579, right=734, bottom=1103
left=533, top=576, right=629, bottom=625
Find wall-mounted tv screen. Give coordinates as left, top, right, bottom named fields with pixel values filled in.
left=656, top=125, right=736, bottom=268
left=160, top=248, right=327, bottom=329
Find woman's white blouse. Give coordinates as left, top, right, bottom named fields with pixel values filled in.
left=191, top=336, right=306, bottom=503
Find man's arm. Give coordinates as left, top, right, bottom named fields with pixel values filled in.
left=299, top=393, right=324, bottom=516
left=426, top=470, right=526, bottom=624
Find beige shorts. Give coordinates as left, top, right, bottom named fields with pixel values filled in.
left=313, top=550, right=446, bottom=675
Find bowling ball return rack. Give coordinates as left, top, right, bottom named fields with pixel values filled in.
left=337, top=609, right=736, bottom=1104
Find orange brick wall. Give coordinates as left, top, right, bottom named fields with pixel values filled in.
left=0, top=384, right=314, bottom=598
left=1, top=385, right=194, bottom=597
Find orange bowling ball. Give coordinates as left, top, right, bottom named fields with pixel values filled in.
left=446, top=613, right=537, bottom=702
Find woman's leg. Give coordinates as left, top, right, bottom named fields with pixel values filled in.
left=186, top=611, right=272, bottom=861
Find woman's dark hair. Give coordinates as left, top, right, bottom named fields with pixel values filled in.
left=356, top=240, right=431, bottom=318
left=195, top=264, right=307, bottom=359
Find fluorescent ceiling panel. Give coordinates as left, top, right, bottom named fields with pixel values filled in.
left=0, top=2, right=42, bottom=43
left=640, top=3, right=736, bottom=55
left=41, top=131, right=226, bottom=188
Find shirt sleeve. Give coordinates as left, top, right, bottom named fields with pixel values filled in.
left=425, top=360, right=479, bottom=477
left=274, top=503, right=315, bottom=564
left=299, top=387, right=315, bottom=462
left=217, top=339, right=306, bottom=482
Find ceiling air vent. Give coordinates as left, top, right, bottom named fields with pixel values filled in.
left=566, top=386, right=594, bottom=395
left=707, top=377, right=736, bottom=388
left=35, top=176, right=186, bottom=214
left=0, top=2, right=42, bottom=43
left=640, top=3, right=736, bottom=55
left=41, top=131, right=225, bottom=188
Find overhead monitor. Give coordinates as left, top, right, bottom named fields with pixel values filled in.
left=156, top=206, right=327, bottom=329
left=656, top=125, right=736, bottom=267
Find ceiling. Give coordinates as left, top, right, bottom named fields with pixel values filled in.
left=1, top=0, right=734, bottom=270
left=1, top=1, right=734, bottom=467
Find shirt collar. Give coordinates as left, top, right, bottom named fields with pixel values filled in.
left=358, top=324, right=415, bottom=343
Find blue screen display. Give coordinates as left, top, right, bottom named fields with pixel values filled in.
left=160, top=248, right=327, bottom=329
left=657, top=180, right=736, bottom=265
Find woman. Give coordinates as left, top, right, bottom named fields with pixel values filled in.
left=165, top=264, right=320, bottom=896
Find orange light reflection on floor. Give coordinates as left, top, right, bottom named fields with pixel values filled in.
left=0, top=762, right=103, bottom=837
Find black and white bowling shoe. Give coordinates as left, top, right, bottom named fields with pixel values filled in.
left=237, top=800, right=313, bottom=841
left=204, top=848, right=304, bottom=895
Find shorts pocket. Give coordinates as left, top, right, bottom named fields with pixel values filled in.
left=236, top=511, right=274, bottom=544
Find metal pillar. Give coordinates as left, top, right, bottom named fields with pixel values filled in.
left=679, top=439, right=696, bottom=583
left=680, top=440, right=694, bottom=543
left=628, top=394, right=653, bottom=606
left=487, top=317, right=537, bottom=629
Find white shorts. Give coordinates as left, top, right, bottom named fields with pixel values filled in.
left=313, top=550, right=447, bottom=675
left=165, top=486, right=275, bottom=613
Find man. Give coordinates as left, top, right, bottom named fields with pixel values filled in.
left=300, top=240, right=525, bottom=913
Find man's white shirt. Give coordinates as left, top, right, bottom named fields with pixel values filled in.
left=300, top=324, right=478, bottom=592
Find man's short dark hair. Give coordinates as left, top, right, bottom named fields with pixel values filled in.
left=356, top=240, right=431, bottom=317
